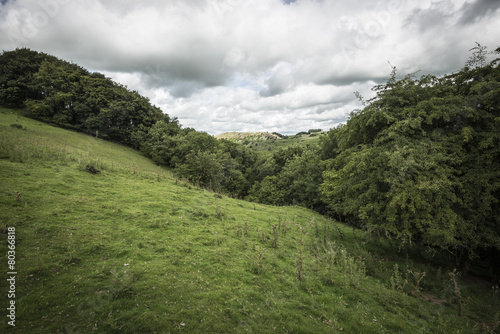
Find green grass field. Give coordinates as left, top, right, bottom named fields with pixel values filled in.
left=1, top=108, right=499, bottom=333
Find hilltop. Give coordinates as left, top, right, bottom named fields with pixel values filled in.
left=215, top=131, right=282, bottom=141
left=1, top=108, right=499, bottom=333
left=216, top=130, right=327, bottom=152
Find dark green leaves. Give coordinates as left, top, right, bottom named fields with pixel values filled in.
left=320, top=46, right=500, bottom=264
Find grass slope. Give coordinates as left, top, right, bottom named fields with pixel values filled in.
left=1, top=108, right=499, bottom=333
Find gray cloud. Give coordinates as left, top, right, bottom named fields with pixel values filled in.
left=259, top=63, right=295, bottom=97
left=404, top=1, right=457, bottom=33
left=459, top=0, right=500, bottom=24
left=0, top=0, right=499, bottom=134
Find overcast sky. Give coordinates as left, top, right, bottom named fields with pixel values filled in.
left=1, top=0, right=499, bottom=135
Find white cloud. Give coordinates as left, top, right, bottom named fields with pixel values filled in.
left=1, top=0, right=499, bottom=134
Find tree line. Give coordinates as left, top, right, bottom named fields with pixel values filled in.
left=1, top=46, right=499, bottom=273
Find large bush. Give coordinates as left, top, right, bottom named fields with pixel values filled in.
left=320, top=45, right=500, bottom=267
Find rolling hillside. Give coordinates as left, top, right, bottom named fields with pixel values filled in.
left=216, top=130, right=327, bottom=152
left=1, top=108, right=499, bottom=333
left=215, top=132, right=282, bottom=141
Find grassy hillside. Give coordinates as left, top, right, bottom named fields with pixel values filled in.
left=215, top=132, right=282, bottom=141
left=1, top=108, right=499, bottom=333
left=216, top=131, right=326, bottom=152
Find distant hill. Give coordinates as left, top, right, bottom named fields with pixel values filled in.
left=215, top=131, right=282, bottom=141
left=216, top=130, right=327, bottom=152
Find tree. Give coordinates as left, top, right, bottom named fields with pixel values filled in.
left=25, top=60, right=86, bottom=127
left=247, top=146, right=325, bottom=211
left=320, top=46, right=500, bottom=269
left=0, top=48, right=50, bottom=107
left=177, top=151, right=224, bottom=191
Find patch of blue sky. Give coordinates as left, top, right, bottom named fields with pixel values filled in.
left=227, top=72, right=263, bottom=92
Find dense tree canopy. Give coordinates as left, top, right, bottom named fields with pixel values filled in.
left=320, top=45, right=500, bottom=267
left=0, top=48, right=50, bottom=107
left=0, top=48, right=176, bottom=148
left=247, top=145, right=326, bottom=211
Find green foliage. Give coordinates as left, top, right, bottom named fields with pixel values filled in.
left=247, top=145, right=326, bottom=211
left=0, top=48, right=176, bottom=149
left=320, top=45, right=500, bottom=268
left=0, top=48, right=51, bottom=107
left=272, top=131, right=285, bottom=138
left=178, top=150, right=224, bottom=190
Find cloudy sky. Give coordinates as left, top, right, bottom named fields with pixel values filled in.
left=1, top=0, right=499, bottom=135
